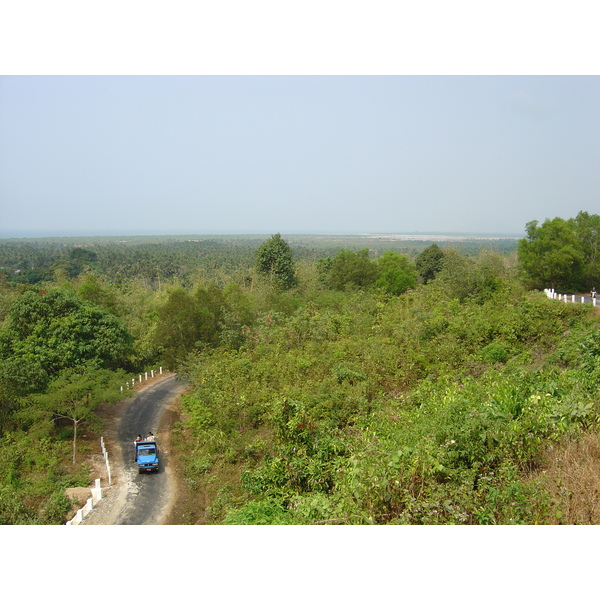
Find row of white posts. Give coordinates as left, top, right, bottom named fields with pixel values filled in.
left=120, top=366, right=164, bottom=393
left=101, top=435, right=112, bottom=487
left=65, top=437, right=111, bottom=525
left=544, top=289, right=597, bottom=306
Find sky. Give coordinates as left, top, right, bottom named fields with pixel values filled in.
left=0, top=3, right=598, bottom=241
left=2, top=75, right=598, bottom=238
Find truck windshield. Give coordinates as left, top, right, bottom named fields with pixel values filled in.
left=139, top=448, right=155, bottom=456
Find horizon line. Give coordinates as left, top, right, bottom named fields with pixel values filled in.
left=0, top=230, right=523, bottom=240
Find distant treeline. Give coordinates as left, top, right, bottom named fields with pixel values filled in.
left=0, top=234, right=518, bottom=287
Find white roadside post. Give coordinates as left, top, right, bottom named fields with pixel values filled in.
left=92, top=479, right=102, bottom=502
left=82, top=497, right=94, bottom=517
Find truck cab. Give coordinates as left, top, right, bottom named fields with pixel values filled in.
left=134, top=439, right=159, bottom=473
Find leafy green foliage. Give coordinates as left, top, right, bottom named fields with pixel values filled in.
left=433, top=249, right=512, bottom=303
left=176, top=261, right=600, bottom=524
left=375, top=251, right=417, bottom=296
left=76, top=275, right=120, bottom=315
left=517, top=215, right=588, bottom=291
left=326, top=249, right=378, bottom=291
left=0, top=224, right=598, bottom=525
left=572, top=211, right=600, bottom=289
left=0, top=288, right=133, bottom=380
left=26, top=366, right=125, bottom=463
left=255, top=234, right=297, bottom=291
left=415, top=243, right=445, bottom=283
left=0, top=430, right=91, bottom=524
left=154, top=283, right=256, bottom=368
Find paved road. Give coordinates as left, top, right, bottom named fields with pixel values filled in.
left=113, top=374, right=187, bottom=525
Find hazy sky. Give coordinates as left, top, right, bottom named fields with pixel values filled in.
left=1, top=75, right=598, bottom=237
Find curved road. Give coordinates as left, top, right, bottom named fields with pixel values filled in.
left=113, top=374, right=187, bottom=525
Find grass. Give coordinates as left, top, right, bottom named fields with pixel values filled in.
left=532, top=432, right=600, bottom=524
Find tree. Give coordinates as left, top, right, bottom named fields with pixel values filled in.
left=154, top=284, right=229, bottom=368
left=64, top=248, right=99, bottom=278
left=572, top=211, right=600, bottom=289
left=0, top=288, right=133, bottom=379
left=255, top=234, right=297, bottom=290
left=76, top=275, right=120, bottom=315
left=0, top=357, right=50, bottom=434
left=28, top=367, right=123, bottom=463
left=327, top=249, right=378, bottom=291
left=415, top=243, right=445, bottom=283
left=433, top=249, right=510, bottom=303
left=154, top=288, right=203, bottom=368
left=316, top=257, right=333, bottom=287
left=518, top=218, right=584, bottom=290
left=375, top=251, right=417, bottom=295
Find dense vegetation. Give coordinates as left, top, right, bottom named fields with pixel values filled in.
left=0, top=222, right=599, bottom=525
left=176, top=253, right=600, bottom=524
left=518, top=211, right=600, bottom=292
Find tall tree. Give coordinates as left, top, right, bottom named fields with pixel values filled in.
left=154, top=285, right=229, bottom=368
left=76, top=275, right=120, bottom=315
left=327, top=249, right=378, bottom=291
left=518, top=218, right=584, bottom=290
left=154, top=288, right=203, bottom=368
left=375, top=251, right=417, bottom=295
left=415, top=243, right=445, bottom=283
left=0, top=288, right=133, bottom=380
left=572, top=211, right=600, bottom=289
left=255, top=234, right=297, bottom=291
left=30, top=367, right=123, bottom=463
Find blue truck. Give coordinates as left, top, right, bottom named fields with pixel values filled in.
left=134, top=438, right=159, bottom=473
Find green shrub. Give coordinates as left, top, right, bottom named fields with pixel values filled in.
left=223, top=498, right=295, bottom=525
left=480, top=342, right=511, bottom=364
